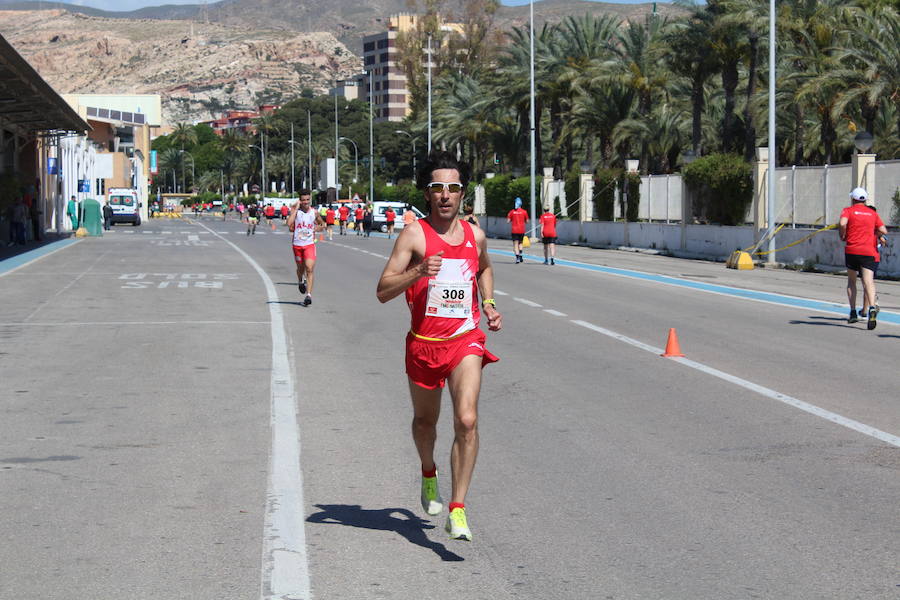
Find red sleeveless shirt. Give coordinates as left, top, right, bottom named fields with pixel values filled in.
left=406, top=219, right=481, bottom=340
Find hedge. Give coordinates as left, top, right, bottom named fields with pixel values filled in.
left=682, top=153, right=752, bottom=225
left=593, top=168, right=619, bottom=221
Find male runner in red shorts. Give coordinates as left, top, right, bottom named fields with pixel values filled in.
left=288, top=190, right=324, bottom=306
left=338, top=203, right=350, bottom=236
left=377, top=151, right=502, bottom=541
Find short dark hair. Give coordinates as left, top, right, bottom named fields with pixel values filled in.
left=298, top=188, right=311, bottom=197
left=416, top=150, right=470, bottom=191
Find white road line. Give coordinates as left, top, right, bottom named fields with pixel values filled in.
left=188, top=235, right=199, bottom=241
left=494, top=290, right=509, bottom=296
left=0, top=320, right=269, bottom=326
left=543, top=309, right=567, bottom=317
left=514, top=297, right=543, bottom=308
left=571, top=319, right=900, bottom=448
left=193, top=222, right=311, bottom=600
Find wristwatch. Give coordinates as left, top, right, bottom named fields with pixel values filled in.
left=482, top=298, right=496, bottom=308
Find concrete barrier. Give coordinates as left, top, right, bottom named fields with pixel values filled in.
left=483, top=217, right=899, bottom=276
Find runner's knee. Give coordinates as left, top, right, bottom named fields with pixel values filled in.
left=453, top=410, right=477, bottom=437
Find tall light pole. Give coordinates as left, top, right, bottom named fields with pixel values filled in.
left=334, top=91, right=340, bottom=199
left=289, top=122, right=295, bottom=198
left=529, top=0, right=537, bottom=239
left=427, top=33, right=433, bottom=153
left=766, top=0, right=776, bottom=263
left=339, top=136, right=359, bottom=186
left=249, top=143, right=264, bottom=198
left=180, top=150, right=195, bottom=193
left=369, top=70, right=374, bottom=204
left=395, top=130, right=417, bottom=180
left=307, top=110, right=313, bottom=190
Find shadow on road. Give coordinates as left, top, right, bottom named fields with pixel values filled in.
left=789, top=316, right=855, bottom=328
left=267, top=300, right=306, bottom=307
left=306, top=503, right=463, bottom=561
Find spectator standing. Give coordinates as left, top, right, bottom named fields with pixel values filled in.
left=102, top=202, right=113, bottom=230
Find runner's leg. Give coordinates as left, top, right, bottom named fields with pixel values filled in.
left=304, top=257, right=316, bottom=295
left=846, top=270, right=858, bottom=311
left=408, top=379, right=442, bottom=473
left=860, top=267, right=876, bottom=311
left=446, top=354, right=482, bottom=505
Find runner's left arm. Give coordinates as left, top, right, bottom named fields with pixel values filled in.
left=475, top=229, right=502, bottom=332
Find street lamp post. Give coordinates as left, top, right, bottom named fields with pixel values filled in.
left=427, top=34, right=433, bottom=153
left=529, top=0, right=537, bottom=239
left=339, top=136, right=359, bottom=186
left=249, top=143, right=265, bottom=198
left=395, top=130, right=417, bottom=180
left=180, top=150, right=195, bottom=193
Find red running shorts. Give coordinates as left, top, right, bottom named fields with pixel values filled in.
left=405, top=328, right=499, bottom=390
left=292, top=244, right=317, bottom=262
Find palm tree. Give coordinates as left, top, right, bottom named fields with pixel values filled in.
left=595, top=13, right=673, bottom=172
left=158, top=148, right=183, bottom=192
left=663, top=5, right=718, bottom=157
left=169, top=123, right=198, bottom=192
left=219, top=129, right=247, bottom=192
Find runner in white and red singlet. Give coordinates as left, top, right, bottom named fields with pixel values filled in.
left=377, top=151, right=502, bottom=542
left=288, top=189, right=324, bottom=307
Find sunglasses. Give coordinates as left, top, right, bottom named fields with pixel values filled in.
left=427, top=182, right=464, bottom=194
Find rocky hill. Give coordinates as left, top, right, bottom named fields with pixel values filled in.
left=0, top=2, right=682, bottom=125
left=0, top=9, right=362, bottom=124
left=0, top=0, right=683, bottom=53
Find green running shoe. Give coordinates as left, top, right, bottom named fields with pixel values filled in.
left=420, top=473, right=443, bottom=516
left=445, top=507, right=472, bottom=541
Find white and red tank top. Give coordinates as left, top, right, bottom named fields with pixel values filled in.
left=292, top=208, right=318, bottom=247
left=406, top=219, right=481, bottom=340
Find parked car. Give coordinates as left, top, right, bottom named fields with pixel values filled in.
left=372, top=202, right=425, bottom=233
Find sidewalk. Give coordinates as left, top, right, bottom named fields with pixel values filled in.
left=0, top=232, right=79, bottom=276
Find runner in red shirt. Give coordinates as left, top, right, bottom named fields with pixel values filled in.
left=354, top=204, right=365, bottom=236
left=325, top=206, right=336, bottom=240
left=384, top=207, right=396, bottom=239
left=377, top=151, right=502, bottom=542
left=280, top=204, right=289, bottom=221
left=839, top=187, right=888, bottom=329
left=338, top=204, right=350, bottom=236
left=507, top=198, right=529, bottom=263
left=540, top=206, right=558, bottom=265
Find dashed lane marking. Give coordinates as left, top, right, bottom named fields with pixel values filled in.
left=570, top=319, right=900, bottom=448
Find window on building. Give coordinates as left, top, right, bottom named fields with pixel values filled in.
left=365, top=56, right=375, bottom=65
left=364, top=42, right=375, bottom=52
left=377, top=39, right=388, bottom=49
left=379, top=53, right=388, bottom=63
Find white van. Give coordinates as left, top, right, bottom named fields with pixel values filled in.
left=107, top=188, right=141, bottom=226
left=372, top=202, right=425, bottom=233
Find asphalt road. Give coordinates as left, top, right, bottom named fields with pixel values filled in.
left=1, top=214, right=897, bottom=600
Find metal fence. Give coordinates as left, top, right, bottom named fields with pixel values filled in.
left=870, top=159, right=900, bottom=224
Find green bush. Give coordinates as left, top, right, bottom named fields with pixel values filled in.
left=623, top=172, right=641, bottom=222
left=682, top=153, right=752, bottom=226
left=891, top=187, right=900, bottom=225
left=593, top=168, right=619, bottom=221
left=484, top=175, right=511, bottom=217
left=563, top=167, right=581, bottom=219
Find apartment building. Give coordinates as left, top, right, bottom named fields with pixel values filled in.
left=336, top=14, right=463, bottom=123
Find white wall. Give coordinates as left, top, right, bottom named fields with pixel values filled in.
left=483, top=217, right=900, bottom=276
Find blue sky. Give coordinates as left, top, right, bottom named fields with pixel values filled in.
left=39, top=0, right=668, bottom=13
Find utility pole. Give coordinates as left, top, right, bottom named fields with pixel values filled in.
left=427, top=33, right=433, bottom=153
left=307, top=110, right=313, bottom=190
left=369, top=70, right=374, bottom=205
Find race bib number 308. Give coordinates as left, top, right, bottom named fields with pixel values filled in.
left=425, top=280, right=471, bottom=318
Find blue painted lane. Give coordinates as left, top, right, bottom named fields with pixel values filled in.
left=0, top=238, right=81, bottom=276
left=487, top=248, right=900, bottom=326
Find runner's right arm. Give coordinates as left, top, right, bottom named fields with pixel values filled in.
left=287, top=202, right=299, bottom=231
left=376, top=224, right=441, bottom=303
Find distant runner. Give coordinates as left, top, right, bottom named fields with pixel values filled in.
left=540, top=205, right=557, bottom=265
left=325, top=206, right=336, bottom=241
left=507, top=197, right=529, bottom=263
left=338, top=203, right=350, bottom=236
left=385, top=206, right=396, bottom=239
left=288, top=190, right=325, bottom=307
left=355, top=204, right=365, bottom=236
left=377, top=151, right=502, bottom=542
left=840, top=187, right=887, bottom=329
left=246, top=203, right=259, bottom=235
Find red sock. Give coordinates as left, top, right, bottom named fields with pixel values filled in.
left=421, top=466, right=437, bottom=478
left=449, top=502, right=465, bottom=512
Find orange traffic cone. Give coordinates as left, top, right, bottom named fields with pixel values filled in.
left=661, top=328, right=685, bottom=357
left=318, top=232, right=324, bottom=241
